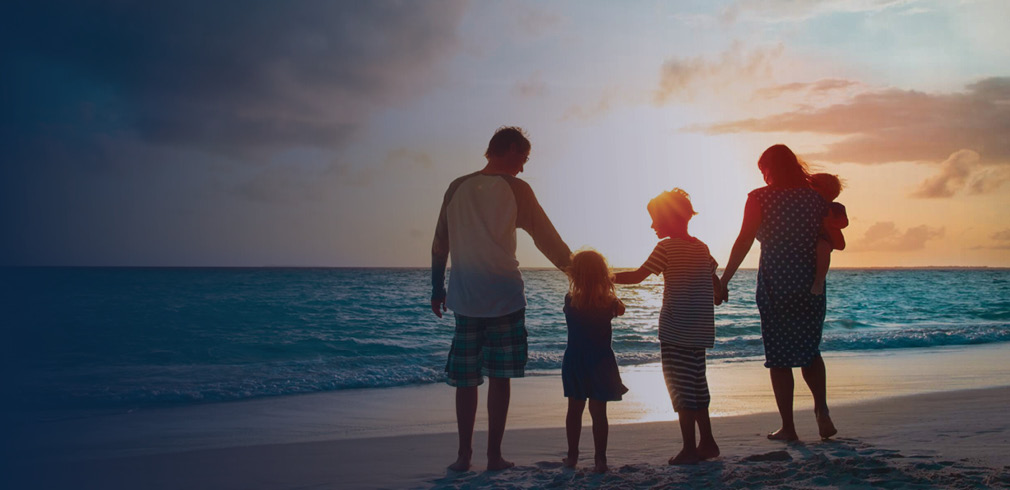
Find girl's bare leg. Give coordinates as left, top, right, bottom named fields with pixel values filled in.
left=564, top=398, right=586, bottom=468
left=588, top=399, right=609, bottom=473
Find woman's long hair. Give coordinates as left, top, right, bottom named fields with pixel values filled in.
left=758, top=144, right=811, bottom=187
left=567, top=249, right=618, bottom=310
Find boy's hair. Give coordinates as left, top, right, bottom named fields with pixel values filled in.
left=484, top=126, right=531, bottom=158
left=810, top=173, right=844, bottom=201
left=647, top=188, right=698, bottom=231
left=758, top=144, right=811, bottom=187
left=567, top=249, right=618, bottom=311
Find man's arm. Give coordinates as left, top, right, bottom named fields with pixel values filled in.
left=430, top=190, right=451, bottom=318
left=509, top=178, right=572, bottom=271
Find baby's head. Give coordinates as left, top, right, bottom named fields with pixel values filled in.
left=647, top=188, right=697, bottom=238
left=810, top=173, right=843, bottom=202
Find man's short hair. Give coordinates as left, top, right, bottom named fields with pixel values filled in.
left=485, top=126, right=531, bottom=158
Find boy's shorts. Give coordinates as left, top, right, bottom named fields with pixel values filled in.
left=445, top=308, right=527, bottom=388
left=660, top=342, right=710, bottom=412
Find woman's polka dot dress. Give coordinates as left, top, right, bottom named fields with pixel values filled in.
left=748, top=186, right=829, bottom=368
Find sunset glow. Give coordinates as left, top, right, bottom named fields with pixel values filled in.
left=1, top=1, right=1007, bottom=268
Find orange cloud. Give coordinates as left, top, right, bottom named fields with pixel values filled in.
left=752, top=78, right=861, bottom=100
left=853, top=222, right=945, bottom=252
left=693, top=77, right=1010, bottom=166
left=911, top=149, right=1010, bottom=198
left=654, top=42, right=784, bottom=104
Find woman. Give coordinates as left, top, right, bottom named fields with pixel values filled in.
left=720, top=144, right=837, bottom=441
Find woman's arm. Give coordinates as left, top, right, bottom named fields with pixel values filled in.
left=720, top=196, right=762, bottom=293
left=614, top=267, right=650, bottom=285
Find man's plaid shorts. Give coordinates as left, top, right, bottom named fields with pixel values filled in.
left=445, top=308, right=527, bottom=387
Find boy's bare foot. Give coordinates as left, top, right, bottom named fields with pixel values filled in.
left=447, top=455, right=471, bottom=472
left=767, top=428, right=799, bottom=441
left=592, top=458, right=608, bottom=474
left=697, top=441, right=720, bottom=460
left=811, top=280, right=825, bottom=295
left=486, top=457, right=515, bottom=471
left=815, top=409, right=838, bottom=440
left=562, top=452, right=578, bottom=469
left=668, top=449, right=700, bottom=465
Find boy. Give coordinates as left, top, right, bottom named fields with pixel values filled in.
left=614, top=188, right=723, bottom=465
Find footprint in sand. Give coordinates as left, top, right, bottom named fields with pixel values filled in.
left=534, top=461, right=563, bottom=469
left=742, top=450, right=793, bottom=462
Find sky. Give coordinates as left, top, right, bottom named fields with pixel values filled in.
left=1, top=0, right=1008, bottom=268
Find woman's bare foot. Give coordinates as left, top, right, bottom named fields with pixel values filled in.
left=815, top=409, right=838, bottom=440
left=593, top=457, right=608, bottom=474
left=486, top=457, right=515, bottom=471
left=697, top=441, right=720, bottom=460
left=767, top=428, right=799, bottom=441
left=668, top=449, right=700, bottom=465
left=562, top=452, right=578, bottom=469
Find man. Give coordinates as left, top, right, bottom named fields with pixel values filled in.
left=431, top=126, right=572, bottom=471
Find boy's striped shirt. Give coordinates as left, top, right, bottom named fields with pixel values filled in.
left=642, top=237, right=717, bottom=349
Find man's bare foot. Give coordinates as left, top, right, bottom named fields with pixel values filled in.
left=697, top=441, right=720, bottom=460
left=486, top=457, right=515, bottom=471
left=668, top=449, right=700, bottom=465
left=592, top=457, right=608, bottom=474
left=811, top=280, right=825, bottom=295
left=447, top=455, right=471, bottom=472
left=562, top=452, right=578, bottom=469
left=815, top=409, right=838, bottom=440
left=767, top=428, right=799, bottom=441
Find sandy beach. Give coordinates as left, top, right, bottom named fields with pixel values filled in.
left=6, top=343, right=1010, bottom=489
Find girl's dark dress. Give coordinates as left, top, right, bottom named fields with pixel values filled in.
left=562, top=294, right=629, bottom=401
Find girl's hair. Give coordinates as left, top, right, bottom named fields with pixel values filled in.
left=647, top=188, right=697, bottom=233
left=567, top=249, right=618, bottom=310
left=758, top=144, right=812, bottom=187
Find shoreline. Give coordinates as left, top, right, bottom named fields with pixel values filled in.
left=6, top=342, right=1010, bottom=463
left=8, top=385, right=1010, bottom=489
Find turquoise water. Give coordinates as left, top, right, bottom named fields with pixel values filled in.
left=1, top=267, right=1008, bottom=411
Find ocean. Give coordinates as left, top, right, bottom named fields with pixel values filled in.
left=2, top=267, right=1008, bottom=414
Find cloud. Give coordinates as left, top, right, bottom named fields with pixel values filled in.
left=0, top=1, right=467, bottom=158
left=993, top=229, right=1010, bottom=241
left=721, top=0, right=924, bottom=23
left=911, top=149, right=1010, bottom=198
left=514, top=76, right=549, bottom=99
left=654, top=42, right=784, bottom=104
left=753, top=78, right=861, bottom=100
left=562, top=88, right=619, bottom=121
left=854, top=222, right=945, bottom=252
left=693, top=77, right=1010, bottom=166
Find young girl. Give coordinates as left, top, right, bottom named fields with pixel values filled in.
left=615, top=188, right=722, bottom=465
left=562, top=249, right=628, bottom=473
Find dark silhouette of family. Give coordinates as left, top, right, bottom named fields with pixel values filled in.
left=430, top=126, right=846, bottom=473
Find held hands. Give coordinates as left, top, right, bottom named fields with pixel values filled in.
left=717, top=277, right=731, bottom=305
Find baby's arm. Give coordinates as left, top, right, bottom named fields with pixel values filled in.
left=614, top=267, right=650, bottom=285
